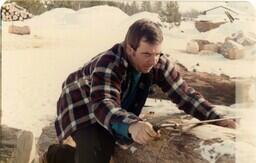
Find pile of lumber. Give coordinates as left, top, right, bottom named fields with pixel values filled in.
left=1, top=2, right=33, bottom=21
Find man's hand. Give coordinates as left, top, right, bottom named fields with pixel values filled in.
left=213, top=119, right=237, bottom=129
left=128, top=121, right=160, bottom=144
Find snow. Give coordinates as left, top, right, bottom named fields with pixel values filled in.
left=179, top=1, right=256, bottom=16
left=199, top=139, right=235, bottom=163
left=163, top=18, right=256, bottom=77
left=202, top=20, right=256, bottom=43
left=1, top=4, right=256, bottom=162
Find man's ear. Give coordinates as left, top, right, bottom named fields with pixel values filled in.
left=126, top=44, right=133, bottom=56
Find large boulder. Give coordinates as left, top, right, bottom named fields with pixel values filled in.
left=0, top=125, right=33, bottom=163
left=219, top=40, right=245, bottom=60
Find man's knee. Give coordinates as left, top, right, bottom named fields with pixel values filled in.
left=46, top=144, right=75, bottom=163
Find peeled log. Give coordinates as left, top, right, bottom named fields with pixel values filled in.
left=219, top=40, right=244, bottom=60
left=186, top=40, right=199, bottom=54
left=149, top=63, right=235, bottom=106
left=112, top=114, right=236, bottom=163
left=0, top=125, right=33, bottom=163
left=36, top=112, right=236, bottom=163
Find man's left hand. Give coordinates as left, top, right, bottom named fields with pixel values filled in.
left=213, top=119, right=237, bottom=129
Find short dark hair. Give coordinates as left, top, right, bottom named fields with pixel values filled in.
left=124, top=19, right=163, bottom=50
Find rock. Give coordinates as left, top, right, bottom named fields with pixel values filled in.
left=186, top=40, right=199, bottom=54
left=149, top=63, right=235, bottom=106
left=0, top=125, right=33, bottom=163
left=220, top=40, right=245, bottom=59
left=202, top=43, right=219, bottom=53
left=8, top=25, right=31, bottom=35
left=195, top=21, right=226, bottom=32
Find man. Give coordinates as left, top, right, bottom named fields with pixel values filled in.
left=55, top=19, right=236, bottom=163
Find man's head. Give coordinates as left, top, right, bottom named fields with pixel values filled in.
left=124, top=19, right=163, bottom=73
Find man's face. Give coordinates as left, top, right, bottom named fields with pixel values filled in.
left=128, top=40, right=162, bottom=73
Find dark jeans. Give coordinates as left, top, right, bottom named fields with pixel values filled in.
left=71, top=123, right=115, bottom=163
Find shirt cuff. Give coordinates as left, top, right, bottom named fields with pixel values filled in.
left=111, top=122, right=131, bottom=139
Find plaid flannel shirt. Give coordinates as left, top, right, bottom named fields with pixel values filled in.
left=55, top=43, right=220, bottom=142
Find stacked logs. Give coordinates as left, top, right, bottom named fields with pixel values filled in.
left=1, top=2, right=33, bottom=22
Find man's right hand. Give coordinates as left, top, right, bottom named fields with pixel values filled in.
left=128, top=121, right=160, bottom=144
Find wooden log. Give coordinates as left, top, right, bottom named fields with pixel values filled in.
left=12, top=15, right=18, bottom=21
left=186, top=40, right=199, bottom=54
left=0, top=125, right=33, bottom=163
left=219, top=40, right=245, bottom=60
left=5, top=6, right=9, bottom=10
left=193, top=39, right=211, bottom=51
left=8, top=25, right=31, bottom=35
left=112, top=113, right=236, bottom=163
left=35, top=112, right=236, bottom=163
left=149, top=63, right=235, bottom=106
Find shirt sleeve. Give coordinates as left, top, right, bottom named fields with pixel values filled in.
left=154, top=56, right=221, bottom=120
left=90, top=54, right=141, bottom=134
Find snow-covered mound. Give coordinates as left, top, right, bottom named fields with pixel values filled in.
left=30, top=8, right=75, bottom=26
left=120, top=11, right=161, bottom=28
left=75, top=5, right=128, bottom=26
